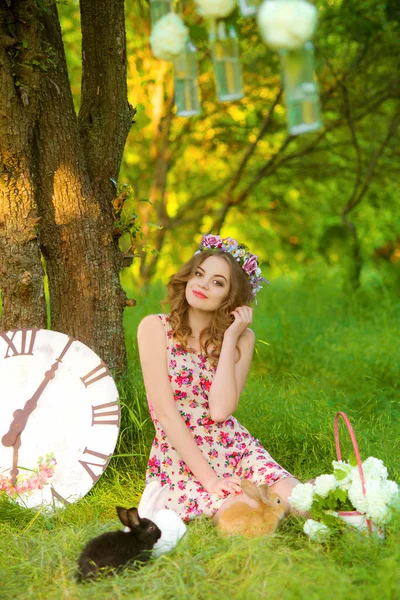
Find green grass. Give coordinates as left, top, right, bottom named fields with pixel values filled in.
left=1, top=274, right=400, bottom=599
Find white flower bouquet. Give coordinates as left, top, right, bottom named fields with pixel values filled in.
left=289, top=413, right=399, bottom=541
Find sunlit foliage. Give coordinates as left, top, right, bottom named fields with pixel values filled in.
left=60, top=0, right=400, bottom=288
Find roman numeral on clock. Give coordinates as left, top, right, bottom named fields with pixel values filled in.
left=80, top=361, right=111, bottom=387
left=78, top=447, right=112, bottom=484
left=0, top=328, right=39, bottom=359
left=92, top=401, right=120, bottom=426
left=51, top=486, right=71, bottom=506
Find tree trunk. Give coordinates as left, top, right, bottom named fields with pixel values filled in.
left=0, top=2, right=47, bottom=328
left=0, top=0, right=134, bottom=373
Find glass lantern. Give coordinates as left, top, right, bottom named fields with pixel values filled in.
left=238, top=0, right=262, bottom=17
left=150, top=0, right=174, bottom=27
left=209, top=20, right=244, bottom=102
left=279, top=41, right=322, bottom=135
left=173, top=40, right=201, bottom=117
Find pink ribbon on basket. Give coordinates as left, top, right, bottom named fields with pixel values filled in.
left=334, top=412, right=373, bottom=533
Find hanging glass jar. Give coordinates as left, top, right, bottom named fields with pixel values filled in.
left=279, top=41, right=322, bottom=135
left=238, top=0, right=262, bottom=17
left=173, top=40, right=201, bottom=117
left=150, top=0, right=174, bottom=27
left=209, top=20, right=244, bottom=102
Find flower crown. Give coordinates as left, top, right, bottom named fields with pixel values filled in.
left=195, top=234, right=270, bottom=298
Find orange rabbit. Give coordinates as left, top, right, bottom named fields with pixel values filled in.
left=216, top=479, right=286, bottom=537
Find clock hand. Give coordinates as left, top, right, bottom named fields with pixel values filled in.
left=10, top=433, right=21, bottom=486
left=2, top=337, right=74, bottom=448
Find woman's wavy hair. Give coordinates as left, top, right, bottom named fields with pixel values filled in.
left=162, top=250, right=253, bottom=365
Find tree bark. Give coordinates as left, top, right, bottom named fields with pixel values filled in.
left=0, top=0, right=134, bottom=373
left=0, top=2, right=47, bottom=328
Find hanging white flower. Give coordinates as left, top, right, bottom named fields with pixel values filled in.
left=150, top=13, right=189, bottom=61
left=314, top=474, right=337, bottom=498
left=257, top=0, right=318, bottom=50
left=194, top=0, right=236, bottom=19
left=288, top=482, right=314, bottom=512
left=303, top=519, right=330, bottom=542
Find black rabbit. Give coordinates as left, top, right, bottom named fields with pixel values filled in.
left=77, top=506, right=161, bottom=581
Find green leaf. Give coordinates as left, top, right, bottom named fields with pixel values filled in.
left=349, top=455, right=358, bottom=467
left=335, top=489, right=348, bottom=503
left=334, top=469, right=348, bottom=481
left=321, top=513, right=338, bottom=527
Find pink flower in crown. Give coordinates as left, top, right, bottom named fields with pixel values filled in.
left=243, top=254, right=258, bottom=275
left=202, top=234, right=223, bottom=248
left=196, top=233, right=269, bottom=299
left=224, top=237, right=238, bottom=251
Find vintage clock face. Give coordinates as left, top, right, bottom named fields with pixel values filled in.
left=0, top=328, right=120, bottom=509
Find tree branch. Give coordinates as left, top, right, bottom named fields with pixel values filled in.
left=342, top=107, right=400, bottom=220
left=227, top=86, right=283, bottom=197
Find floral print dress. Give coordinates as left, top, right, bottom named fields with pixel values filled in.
left=145, top=314, right=293, bottom=522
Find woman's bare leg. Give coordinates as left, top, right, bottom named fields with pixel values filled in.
left=269, top=477, right=303, bottom=516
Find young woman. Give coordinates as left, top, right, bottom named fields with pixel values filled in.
left=138, top=234, right=300, bottom=523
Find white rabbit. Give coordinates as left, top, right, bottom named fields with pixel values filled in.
left=125, top=480, right=187, bottom=557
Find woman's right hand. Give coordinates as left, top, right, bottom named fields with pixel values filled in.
left=224, top=305, right=253, bottom=341
left=204, top=474, right=242, bottom=497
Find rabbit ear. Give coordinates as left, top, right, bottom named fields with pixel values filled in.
left=257, top=484, right=271, bottom=504
left=150, top=483, right=170, bottom=512
left=116, top=506, right=140, bottom=528
left=138, top=481, right=163, bottom=518
left=240, top=479, right=261, bottom=502
left=116, top=506, right=129, bottom=527
left=138, top=481, right=170, bottom=518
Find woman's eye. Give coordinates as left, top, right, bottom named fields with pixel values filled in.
left=214, top=280, right=223, bottom=286
left=195, top=271, right=202, bottom=276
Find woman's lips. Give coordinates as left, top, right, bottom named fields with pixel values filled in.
left=193, top=290, right=208, bottom=299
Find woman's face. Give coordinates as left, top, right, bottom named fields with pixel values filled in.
left=185, top=255, right=231, bottom=312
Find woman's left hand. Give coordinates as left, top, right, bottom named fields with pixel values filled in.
left=224, top=305, right=253, bottom=340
